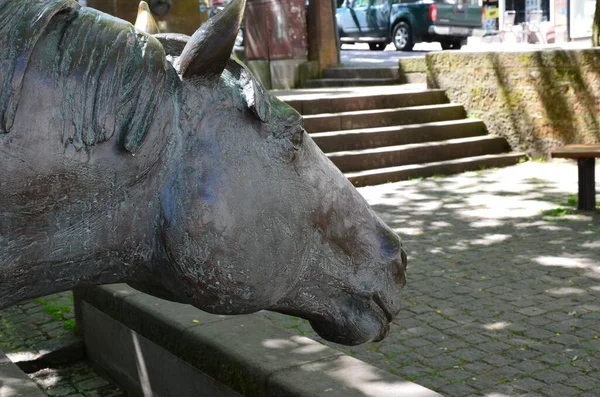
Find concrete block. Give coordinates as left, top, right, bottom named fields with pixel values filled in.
left=179, top=316, right=343, bottom=395
left=298, top=60, right=320, bottom=87
left=81, top=302, right=241, bottom=397
left=246, top=60, right=271, bottom=90
left=0, top=353, right=10, bottom=367
left=76, top=285, right=233, bottom=353
left=268, top=355, right=443, bottom=397
left=0, top=359, right=46, bottom=397
left=79, top=285, right=441, bottom=397
left=270, top=59, right=306, bottom=90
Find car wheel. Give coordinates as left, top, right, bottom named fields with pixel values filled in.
left=441, top=39, right=462, bottom=50
left=393, top=22, right=414, bottom=51
left=368, top=43, right=386, bottom=51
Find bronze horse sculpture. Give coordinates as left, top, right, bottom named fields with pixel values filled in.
left=0, top=0, right=407, bottom=345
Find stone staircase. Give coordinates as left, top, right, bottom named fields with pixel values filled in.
left=304, top=64, right=426, bottom=88
left=280, top=85, right=525, bottom=187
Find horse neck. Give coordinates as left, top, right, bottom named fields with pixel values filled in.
left=0, top=185, right=160, bottom=310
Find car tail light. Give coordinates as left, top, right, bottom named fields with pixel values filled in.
left=429, top=4, right=437, bottom=22
left=481, top=7, right=486, bottom=25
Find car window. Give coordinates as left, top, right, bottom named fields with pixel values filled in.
left=372, top=0, right=387, bottom=5
left=352, top=0, right=369, bottom=7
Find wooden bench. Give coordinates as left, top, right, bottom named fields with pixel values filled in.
left=551, top=145, right=600, bottom=211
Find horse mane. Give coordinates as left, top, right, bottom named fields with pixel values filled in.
left=0, top=0, right=176, bottom=152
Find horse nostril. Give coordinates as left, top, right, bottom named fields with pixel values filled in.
left=400, top=247, right=407, bottom=270
left=393, top=248, right=407, bottom=286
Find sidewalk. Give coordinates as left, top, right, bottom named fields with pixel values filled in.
left=339, top=37, right=593, bottom=67
left=2, top=159, right=599, bottom=397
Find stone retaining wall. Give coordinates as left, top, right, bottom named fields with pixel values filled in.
left=425, top=49, right=600, bottom=157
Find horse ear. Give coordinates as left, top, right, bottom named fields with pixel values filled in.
left=135, top=1, right=160, bottom=34
left=176, top=0, right=245, bottom=80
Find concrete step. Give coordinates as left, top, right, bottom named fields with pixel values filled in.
left=287, top=89, right=448, bottom=115
left=328, top=136, right=511, bottom=173
left=322, top=67, right=399, bottom=79
left=303, top=103, right=466, bottom=133
left=346, top=153, right=527, bottom=187
left=312, top=119, right=488, bottom=153
left=304, top=78, right=400, bottom=88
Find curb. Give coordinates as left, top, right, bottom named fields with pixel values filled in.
left=74, top=284, right=442, bottom=397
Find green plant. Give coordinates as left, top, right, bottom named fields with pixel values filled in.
left=542, top=207, right=573, bottom=217
left=63, top=319, right=76, bottom=330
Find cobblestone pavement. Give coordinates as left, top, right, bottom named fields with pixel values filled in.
left=0, top=293, right=126, bottom=396
left=2, top=159, right=599, bottom=397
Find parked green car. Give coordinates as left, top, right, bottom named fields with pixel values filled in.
left=336, top=0, right=484, bottom=51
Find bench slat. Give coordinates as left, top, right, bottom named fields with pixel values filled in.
left=551, top=144, right=600, bottom=159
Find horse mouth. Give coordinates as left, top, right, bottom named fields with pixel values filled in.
left=372, top=294, right=395, bottom=324
left=304, top=293, right=397, bottom=345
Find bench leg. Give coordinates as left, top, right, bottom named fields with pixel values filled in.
left=577, top=158, right=596, bottom=211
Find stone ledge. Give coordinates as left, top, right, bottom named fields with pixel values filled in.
left=75, top=284, right=441, bottom=397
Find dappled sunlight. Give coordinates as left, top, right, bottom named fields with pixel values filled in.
left=546, top=287, right=587, bottom=296
left=534, top=256, right=598, bottom=270
left=483, top=321, right=511, bottom=330
left=470, top=219, right=503, bottom=228
left=470, top=234, right=511, bottom=246
left=4, top=351, right=38, bottom=363
left=261, top=335, right=330, bottom=355
left=310, top=355, right=439, bottom=397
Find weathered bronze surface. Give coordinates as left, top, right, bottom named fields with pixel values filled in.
left=0, top=0, right=407, bottom=345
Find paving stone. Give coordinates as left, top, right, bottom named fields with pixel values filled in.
left=477, top=341, right=511, bottom=353
left=537, top=353, right=573, bottom=365
left=415, top=345, right=447, bottom=358
left=398, top=365, right=432, bottom=378
left=46, top=385, right=77, bottom=397
left=450, top=348, right=486, bottom=362
left=512, top=360, right=548, bottom=373
left=39, top=321, right=66, bottom=333
left=482, top=354, right=516, bottom=368
left=429, top=320, right=459, bottom=330
left=511, top=376, right=546, bottom=392
left=489, top=366, right=524, bottom=380
left=552, top=363, right=584, bottom=375
left=439, top=368, right=471, bottom=381
left=420, top=355, right=460, bottom=370
left=414, top=375, right=449, bottom=391
left=437, top=382, right=477, bottom=397
left=403, top=338, right=433, bottom=348
left=530, top=369, right=569, bottom=383
left=75, top=376, right=111, bottom=391
left=539, top=384, right=582, bottom=397
left=465, top=374, right=498, bottom=391
left=563, top=374, right=599, bottom=390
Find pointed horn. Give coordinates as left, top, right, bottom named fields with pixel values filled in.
left=177, top=0, right=246, bottom=80
left=135, top=1, right=160, bottom=34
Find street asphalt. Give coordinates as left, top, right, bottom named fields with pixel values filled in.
left=2, top=159, right=599, bottom=397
